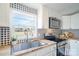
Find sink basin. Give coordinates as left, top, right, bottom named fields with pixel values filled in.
left=11, top=41, right=47, bottom=54
left=31, top=41, right=47, bottom=47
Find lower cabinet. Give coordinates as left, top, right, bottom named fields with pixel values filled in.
left=23, top=51, right=37, bottom=56
left=65, top=42, right=70, bottom=56
left=65, top=40, right=79, bottom=56
left=45, top=52, right=53, bottom=56
left=22, top=44, right=56, bottom=56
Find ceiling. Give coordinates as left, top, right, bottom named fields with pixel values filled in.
left=24, top=3, right=79, bottom=15
left=23, top=3, right=42, bottom=9
left=44, top=3, right=79, bottom=15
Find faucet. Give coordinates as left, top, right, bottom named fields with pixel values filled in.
left=24, top=29, right=28, bottom=42
left=24, top=28, right=33, bottom=42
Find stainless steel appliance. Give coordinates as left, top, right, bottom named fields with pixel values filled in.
left=57, top=40, right=67, bottom=56
left=49, top=17, right=61, bottom=29
left=44, top=36, right=66, bottom=56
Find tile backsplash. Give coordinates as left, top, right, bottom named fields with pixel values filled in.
left=62, top=29, right=79, bottom=38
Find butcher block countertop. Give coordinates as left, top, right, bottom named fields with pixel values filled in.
left=13, top=38, right=56, bottom=56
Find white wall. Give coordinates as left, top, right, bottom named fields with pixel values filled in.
left=42, top=6, right=49, bottom=29
left=0, top=3, right=10, bottom=26
left=24, top=3, right=62, bottom=29
left=48, top=8, right=62, bottom=19
left=37, top=5, right=62, bottom=29
left=48, top=8, right=62, bottom=29
left=37, top=5, right=43, bottom=29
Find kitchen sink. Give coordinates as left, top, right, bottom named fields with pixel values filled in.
left=11, top=41, right=47, bottom=54
left=31, top=41, right=47, bottom=47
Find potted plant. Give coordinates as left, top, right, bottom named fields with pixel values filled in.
left=12, top=37, right=17, bottom=45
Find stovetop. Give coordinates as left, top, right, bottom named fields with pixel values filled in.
left=44, top=36, right=66, bottom=43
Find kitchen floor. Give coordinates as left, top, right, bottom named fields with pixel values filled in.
left=0, top=45, right=10, bottom=56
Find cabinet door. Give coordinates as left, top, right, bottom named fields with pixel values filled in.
left=21, top=44, right=56, bottom=56
left=62, top=16, right=71, bottom=29
left=71, top=13, right=79, bottom=29
left=50, top=44, right=56, bottom=56
left=46, top=52, right=53, bottom=56
left=36, top=44, right=56, bottom=56
left=36, top=46, right=51, bottom=56
left=76, top=41, right=79, bottom=56
left=65, top=42, right=70, bottom=56
left=66, top=40, right=78, bottom=56
left=23, top=51, right=37, bottom=56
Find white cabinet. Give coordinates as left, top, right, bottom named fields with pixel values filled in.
left=21, top=43, right=56, bottom=56
left=51, top=45, right=56, bottom=56
left=62, top=13, right=79, bottom=29
left=37, top=44, right=56, bottom=56
left=76, top=41, right=79, bottom=55
left=70, top=40, right=78, bottom=56
left=23, top=51, right=37, bottom=56
left=46, top=53, right=53, bottom=56
left=65, top=41, right=70, bottom=56
left=65, top=40, right=79, bottom=56
left=71, top=13, right=79, bottom=29
left=36, top=46, right=51, bottom=56
left=62, top=16, right=71, bottom=29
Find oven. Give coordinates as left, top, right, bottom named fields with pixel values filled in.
left=44, top=36, right=67, bottom=56
left=57, top=41, right=67, bottom=56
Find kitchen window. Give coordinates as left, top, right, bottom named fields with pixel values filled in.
left=10, top=9, right=37, bottom=40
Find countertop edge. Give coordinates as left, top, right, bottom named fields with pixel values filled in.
left=13, top=39, right=56, bottom=56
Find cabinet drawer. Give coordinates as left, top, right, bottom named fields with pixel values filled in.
left=46, top=52, right=53, bottom=56
left=36, top=46, right=51, bottom=56
left=23, top=51, right=37, bottom=56
left=50, top=44, right=56, bottom=51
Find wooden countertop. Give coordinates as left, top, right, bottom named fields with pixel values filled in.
left=0, top=45, right=10, bottom=56
left=13, top=38, right=56, bottom=56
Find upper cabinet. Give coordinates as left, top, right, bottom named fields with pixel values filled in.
left=62, top=16, right=71, bottom=29
left=62, top=13, right=79, bottom=29
left=71, top=13, right=79, bottom=29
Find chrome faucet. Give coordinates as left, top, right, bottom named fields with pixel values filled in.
left=24, top=28, right=33, bottom=42
left=24, top=29, right=28, bottom=42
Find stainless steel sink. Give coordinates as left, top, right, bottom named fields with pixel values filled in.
left=31, top=41, right=47, bottom=47
left=11, top=41, right=47, bottom=54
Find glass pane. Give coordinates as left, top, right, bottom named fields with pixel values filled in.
left=10, top=10, right=37, bottom=41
